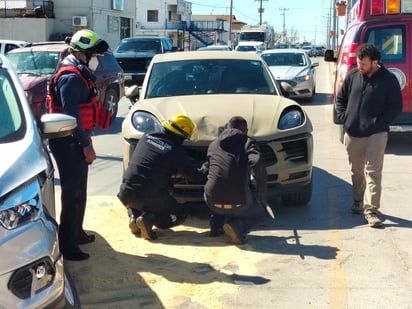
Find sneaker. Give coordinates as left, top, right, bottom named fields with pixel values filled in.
left=365, top=212, right=383, bottom=228
left=136, top=213, right=158, bottom=240
left=351, top=200, right=364, bottom=214
left=129, top=216, right=141, bottom=236
left=223, top=223, right=246, bottom=245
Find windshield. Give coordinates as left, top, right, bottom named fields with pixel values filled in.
left=0, top=68, right=25, bottom=142
left=7, top=51, right=60, bottom=75
left=261, top=52, right=307, bottom=66
left=146, top=59, right=278, bottom=98
left=239, top=32, right=265, bottom=42
left=115, top=39, right=162, bottom=54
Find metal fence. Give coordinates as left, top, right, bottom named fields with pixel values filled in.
left=0, top=0, right=54, bottom=18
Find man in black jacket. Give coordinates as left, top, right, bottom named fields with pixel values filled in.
left=335, top=43, right=402, bottom=228
left=204, top=116, right=268, bottom=244
left=117, top=114, right=206, bottom=240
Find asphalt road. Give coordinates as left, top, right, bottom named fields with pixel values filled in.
left=61, top=58, right=412, bottom=309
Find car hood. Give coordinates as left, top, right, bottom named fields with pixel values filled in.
left=18, top=74, right=48, bottom=90
left=0, top=128, right=48, bottom=198
left=123, top=94, right=312, bottom=143
left=268, top=66, right=306, bottom=79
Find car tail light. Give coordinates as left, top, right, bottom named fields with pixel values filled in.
left=370, top=0, right=384, bottom=15
left=347, top=43, right=360, bottom=66
left=386, top=0, right=400, bottom=14
left=371, top=0, right=400, bottom=15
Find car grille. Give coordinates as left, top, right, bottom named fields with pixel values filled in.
left=116, top=57, right=151, bottom=71
left=8, top=257, right=55, bottom=299
left=257, top=143, right=277, bottom=166
left=280, top=139, right=308, bottom=162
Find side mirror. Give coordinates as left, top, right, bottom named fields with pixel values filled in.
left=125, top=85, right=140, bottom=100
left=280, top=81, right=295, bottom=97
left=324, top=49, right=337, bottom=62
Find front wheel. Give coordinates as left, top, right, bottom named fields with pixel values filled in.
left=103, top=87, right=119, bottom=123
left=63, top=266, right=81, bottom=309
left=281, top=179, right=313, bottom=206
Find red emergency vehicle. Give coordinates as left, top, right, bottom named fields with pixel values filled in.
left=325, top=0, right=412, bottom=133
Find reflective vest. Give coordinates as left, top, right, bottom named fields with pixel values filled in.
left=47, top=65, right=111, bottom=130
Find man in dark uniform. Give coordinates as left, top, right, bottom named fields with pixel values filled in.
left=204, top=116, right=268, bottom=244
left=48, top=29, right=109, bottom=261
left=117, top=114, right=206, bottom=240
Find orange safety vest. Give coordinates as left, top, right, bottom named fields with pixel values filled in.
left=47, top=65, right=111, bottom=130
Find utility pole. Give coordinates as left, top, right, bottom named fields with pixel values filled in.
left=255, top=0, right=268, bottom=25
left=229, top=0, right=233, bottom=48
left=279, top=8, right=289, bottom=42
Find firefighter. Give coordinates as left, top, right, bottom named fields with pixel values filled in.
left=117, top=114, right=207, bottom=240
left=48, top=29, right=109, bottom=261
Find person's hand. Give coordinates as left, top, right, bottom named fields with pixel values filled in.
left=83, top=144, right=96, bottom=164
left=198, top=161, right=209, bottom=174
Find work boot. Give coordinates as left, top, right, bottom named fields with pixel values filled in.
left=136, top=213, right=157, bottom=240
left=223, top=221, right=246, bottom=245
left=129, top=215, right=141, bottom=236
left=209, top=226, right=223, bottom=237
left=365, top=212, right=383, bottom=228
left=351, top=200, right=364, bottom=214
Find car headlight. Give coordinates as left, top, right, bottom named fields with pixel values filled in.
left=0, top=180, right=41, bottom=230
left=131, top=111, right=162, bottom=133
left=295, top=73, right=311, bottom=82
left=278, top=109, right=304, bottom=130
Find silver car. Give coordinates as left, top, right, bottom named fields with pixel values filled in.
left=0, top=55, right=80, bottom=308
left=261, top=48, right=319, bottom=102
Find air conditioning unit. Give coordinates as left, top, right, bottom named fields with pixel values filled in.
left=72, top=16, right=88, bottom=27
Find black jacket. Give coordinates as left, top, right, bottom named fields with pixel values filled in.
left=204, top=128, right=267, bottom=205
left=335, top=65, right=402, bottom=137
left=118, top=129, right=206, bottom=203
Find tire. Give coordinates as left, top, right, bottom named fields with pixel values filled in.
left=281, top=177, right=313, bottom=206
left=103, top=87, right=119, bottom=123
left=63, top=266, right=81, bottom=309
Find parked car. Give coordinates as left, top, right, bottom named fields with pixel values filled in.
left=301, top=45, right=315, bottom=57
left=197, top=45, right=232, bottom=51
left=261, top=48, right=319, bottom=102
left=122, top=51, right=314, bottom=205
left=0, top=39, right=28, bottom=55
left=0, top=54, right=80, bottom=308
left=6, top=42, right=125, bottom=124
left=235, top=41, right=266, bottom=54
left=114, top=36, right=177, bottom=86
left=312, top=46, right=325, bottom=56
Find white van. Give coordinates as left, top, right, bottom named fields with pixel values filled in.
left=0, top=39, right=28, bottom=55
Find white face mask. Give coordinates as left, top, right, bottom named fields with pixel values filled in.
left=88, top=56, right=99, bottom=71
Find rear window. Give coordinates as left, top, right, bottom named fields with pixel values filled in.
left=365, top=25, right=405, bottom=63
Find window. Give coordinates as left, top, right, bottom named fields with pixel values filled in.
left=365, top=26, right=405, bottom=63
left=147, top=10, right=159, bottom=22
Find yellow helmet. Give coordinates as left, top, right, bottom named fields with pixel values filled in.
left=162, top=114, right=198, bottom=141
left=68, top=29, right=109, bottom=54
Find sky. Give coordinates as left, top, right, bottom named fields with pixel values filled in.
left=190, top=0, right=344, bottom=45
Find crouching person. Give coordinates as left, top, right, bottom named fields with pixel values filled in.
left=204, top=116, right=268, bottom=245
left=117, top=115, right=206, bottom=240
